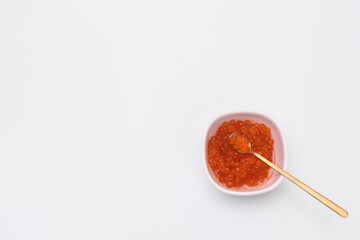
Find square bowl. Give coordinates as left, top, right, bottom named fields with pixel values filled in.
left=202, top=110, right=287, bottom=196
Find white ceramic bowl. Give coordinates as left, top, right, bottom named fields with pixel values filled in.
left=202, top=110, right=287, bottom=196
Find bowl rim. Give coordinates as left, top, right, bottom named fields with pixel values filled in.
left=202, top=109, right=288, bottom=196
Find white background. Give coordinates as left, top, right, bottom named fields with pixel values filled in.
left=1, top=0, right=360, bottom=239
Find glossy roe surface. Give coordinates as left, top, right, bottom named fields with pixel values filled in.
left=207, top=120, right=274, bottom=189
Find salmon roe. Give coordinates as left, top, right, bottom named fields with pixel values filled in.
left=229, top=132, right=250, bottom=154
left=207, top=120, right=274, bottom=189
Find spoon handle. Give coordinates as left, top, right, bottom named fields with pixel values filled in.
left=252, top=151, right=348, bottom=218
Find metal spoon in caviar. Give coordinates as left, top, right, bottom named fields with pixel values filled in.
left=228, top=132, right=348, bottom=218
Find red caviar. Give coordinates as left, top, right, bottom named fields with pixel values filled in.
left=229, top=132, right=250, bottom=153
left=207, top=120, right=274, bottom=189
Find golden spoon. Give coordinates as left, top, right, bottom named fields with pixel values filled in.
left=228, top=132, right=348, bottom=218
